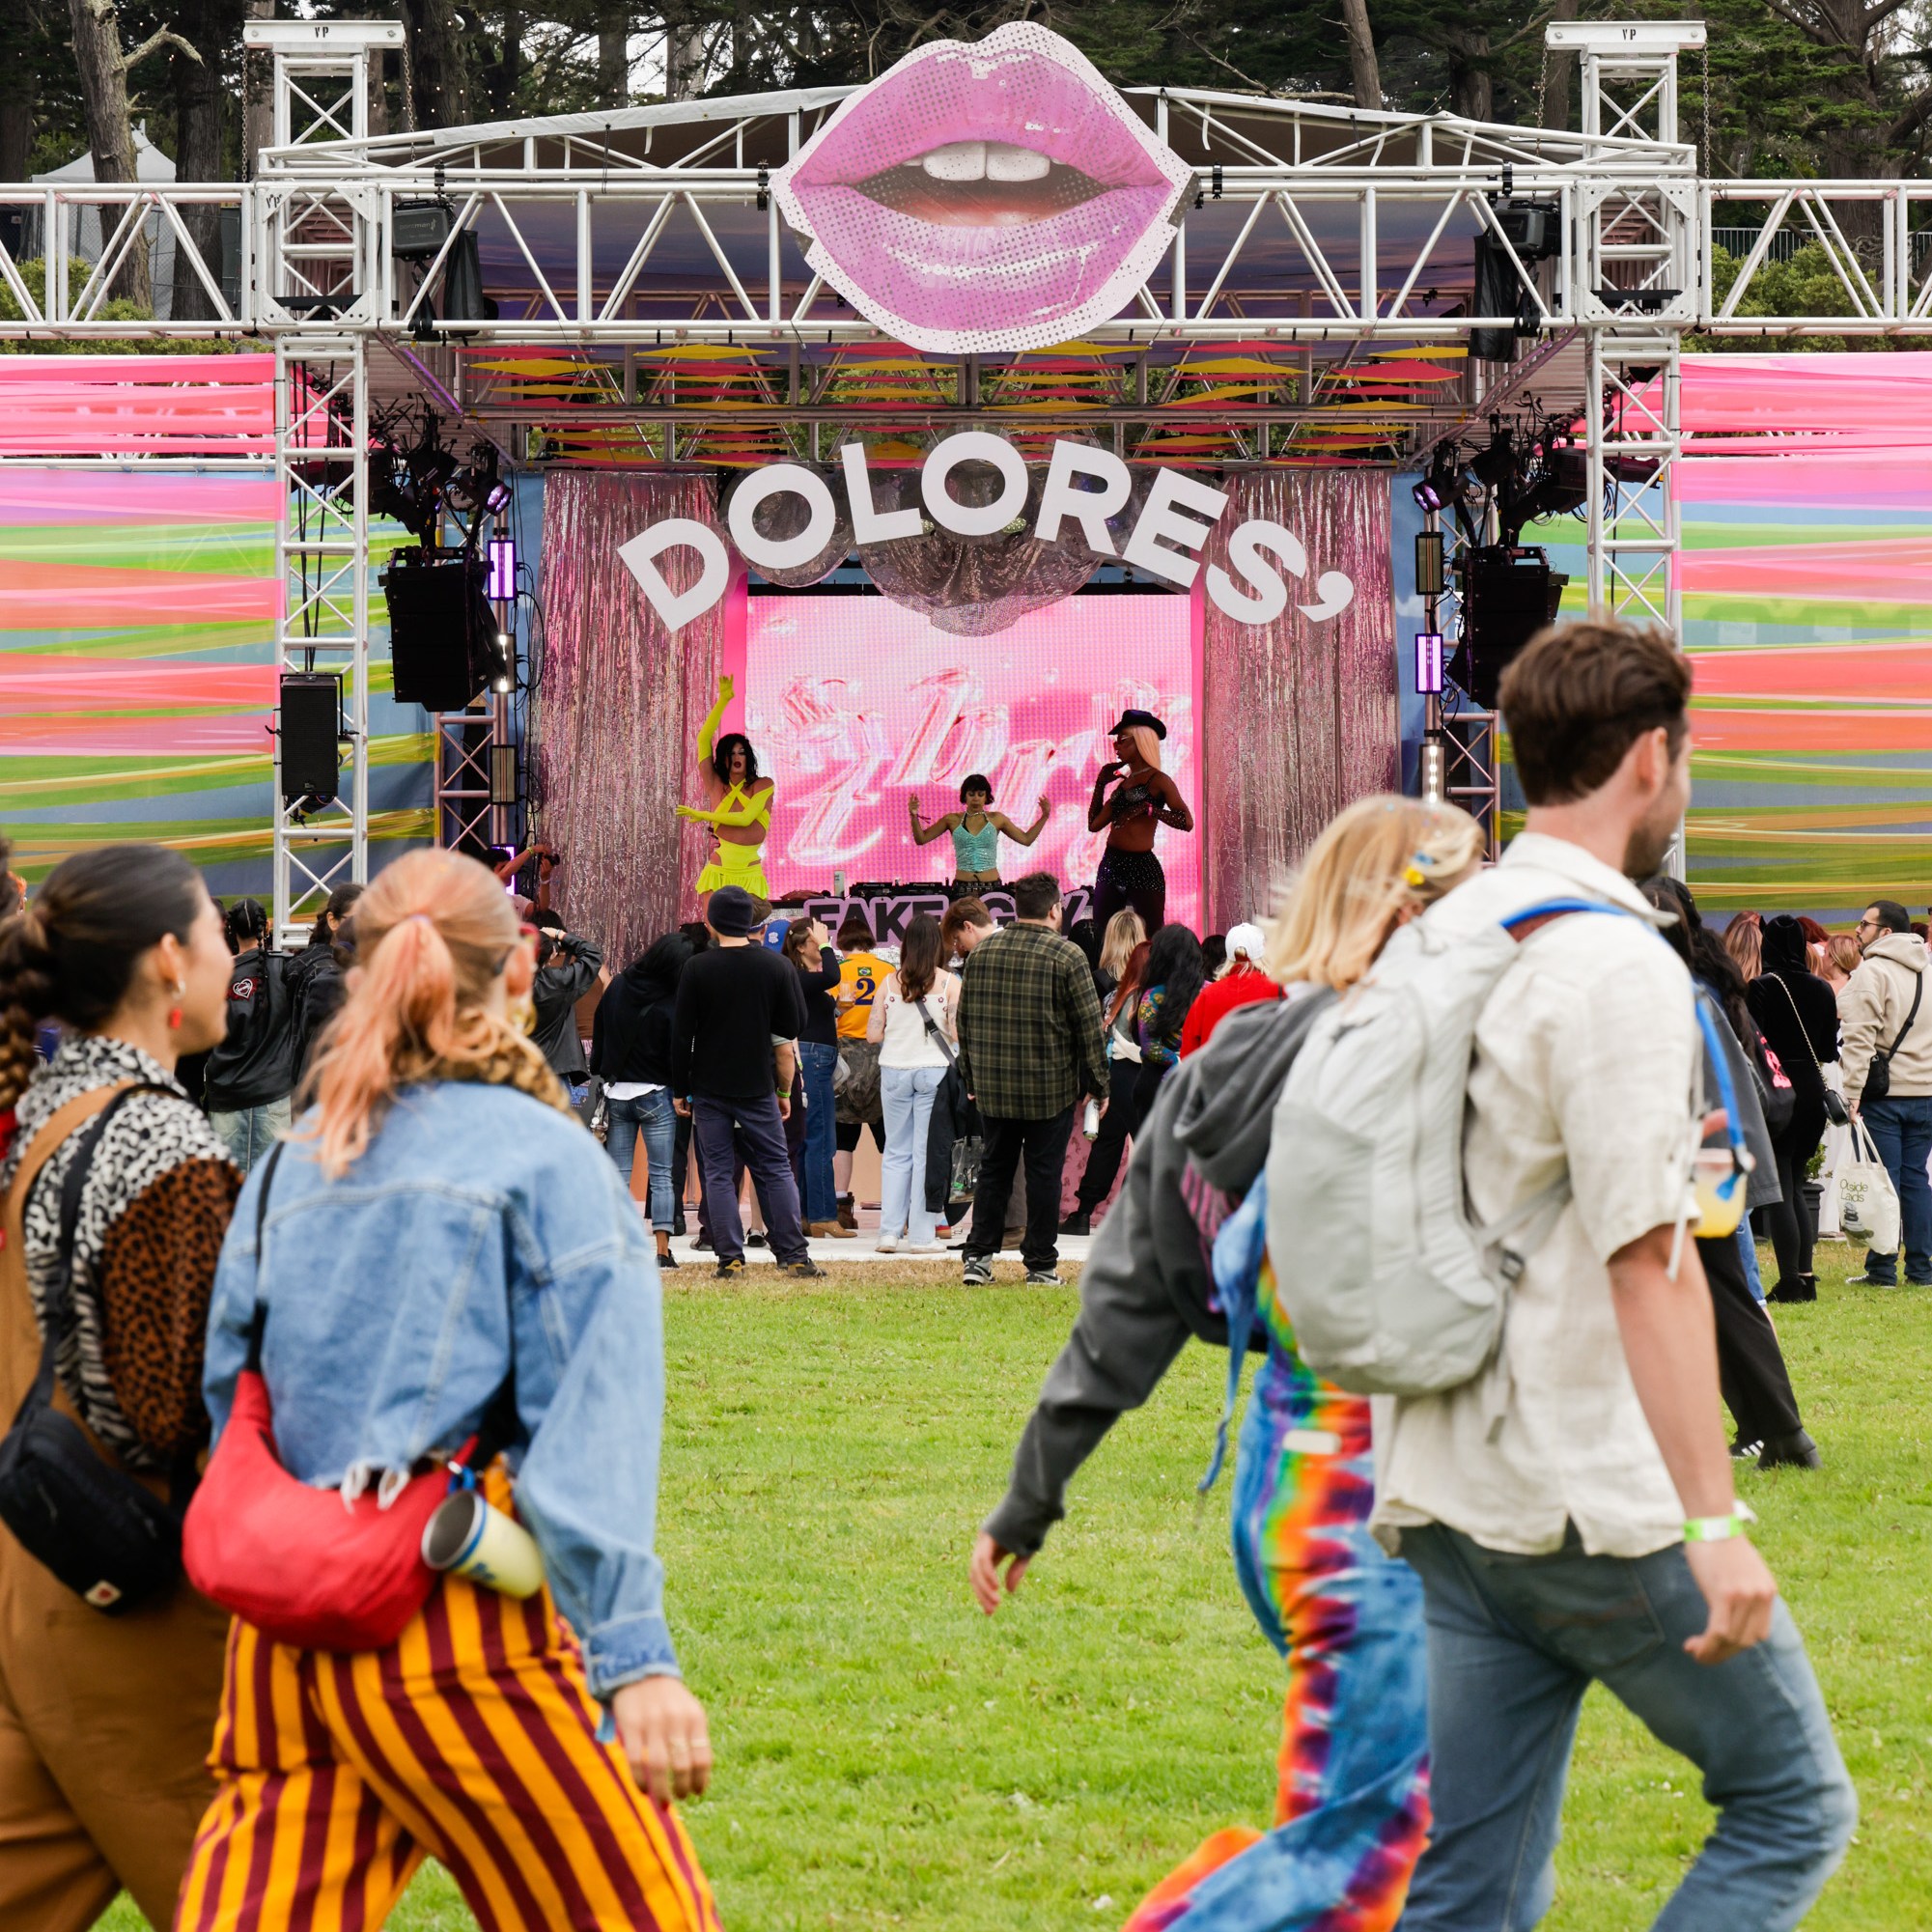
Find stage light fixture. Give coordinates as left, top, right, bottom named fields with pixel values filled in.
left=490, top=746, right=518, bottom=808
left=1469, top=421, right=1517, bottom=490
left=487, top=536, right=517, bottom=601
left=1412, top=476, right=1442, bottom=514
left=1415, top=530, right=1445, bottom=599
left=1414, top=630, right=1444, bottom=695
left=486, top=480, right=512, bottom=514
left=490, top=630, right=515, bottom=693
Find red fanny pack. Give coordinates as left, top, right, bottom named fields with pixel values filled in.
left=182, top=1144, right=512, bottom=1652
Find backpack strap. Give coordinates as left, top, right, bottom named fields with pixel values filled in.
left=1502, top=898, right=1645, bottom=944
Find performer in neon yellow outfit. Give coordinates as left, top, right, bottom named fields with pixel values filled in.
left=679, top=673, right=774, bottom=906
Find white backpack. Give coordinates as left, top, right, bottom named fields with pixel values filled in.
left=1263, top=896, right=1645, bottom=1398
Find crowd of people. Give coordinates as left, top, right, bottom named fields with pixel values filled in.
left=0, top=610, right=1890, bottom=1931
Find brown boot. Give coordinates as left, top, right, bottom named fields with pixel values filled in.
left=805, top=1219, right=855, bottom=1239
left=836, top=1194, right=858, bottom=1230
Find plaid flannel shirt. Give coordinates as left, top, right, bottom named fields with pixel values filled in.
left=955, top=922, right=1108, bottom=1121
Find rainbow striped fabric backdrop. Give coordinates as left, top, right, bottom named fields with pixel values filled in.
left=0, top=463, right=432, bottom=897
left=1527, top=351, right=1932, bottom=921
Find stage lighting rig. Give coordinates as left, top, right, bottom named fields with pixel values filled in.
left=1503, top=430, right=1589, bottom=543
left=1469, top=419, right=1518, bottom=490
left=369, top=407, right=460, bottom=547
left=445, top=442, right=515, bottom=551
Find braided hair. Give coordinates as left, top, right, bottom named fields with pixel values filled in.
left=0, top=846, right=207, bottom=1111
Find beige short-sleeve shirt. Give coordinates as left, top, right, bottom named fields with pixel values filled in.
left=1372, top=832, right=1701, bottom=1560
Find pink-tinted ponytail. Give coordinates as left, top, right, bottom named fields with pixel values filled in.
left=304, top=849, right=530, bottom=1177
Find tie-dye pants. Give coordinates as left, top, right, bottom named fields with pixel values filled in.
left=1124, top=1345, right=1430, bottom=1932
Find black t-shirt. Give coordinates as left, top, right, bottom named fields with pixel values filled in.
left=672, top=943, right=807, bottom=1101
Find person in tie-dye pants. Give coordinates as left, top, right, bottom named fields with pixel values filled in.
left=1121, top=1229, right=1429, bottom=1932
left=975, top=797, right=1484, bottom=1932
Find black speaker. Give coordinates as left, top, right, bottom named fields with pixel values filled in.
left=279, top=675, right=341, bottom=801
left=1449, top=546, right=1568, bottom=708
left=383, top=555, right=491, bottom=712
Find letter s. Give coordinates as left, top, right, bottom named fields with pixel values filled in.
left=1204, top=518, right=1306, bottom=624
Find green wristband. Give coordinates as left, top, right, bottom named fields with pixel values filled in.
left=1684, top=1500, right=1758, bottom=1542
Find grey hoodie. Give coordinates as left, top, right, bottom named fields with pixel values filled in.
left=981, top=988, right=1333, bottom=1558
left=1839, top=930, right=1932, bottom=1104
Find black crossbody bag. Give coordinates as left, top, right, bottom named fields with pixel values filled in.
left=1763, top=972, right=1850, bottom=1127
left=0, top=1086, right=198, bottom=1613
left=1860, top=970, right=1922, bottom=1108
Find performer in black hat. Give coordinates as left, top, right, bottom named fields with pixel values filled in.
left=1087, top=709, right=1192, bottom=936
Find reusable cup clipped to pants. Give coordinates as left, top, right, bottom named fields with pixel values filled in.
left=422, top=1489, right=546, bottom=1599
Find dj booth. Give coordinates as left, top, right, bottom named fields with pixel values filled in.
left=762, top=882, right=1095, bottom=947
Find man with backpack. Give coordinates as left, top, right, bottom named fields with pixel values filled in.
left=1277, top=621, right=1854, bottom=1929
left=204, top=899, right=299, bottom=1174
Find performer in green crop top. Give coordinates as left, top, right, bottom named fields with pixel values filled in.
left=908, top=774, right=1049, bottom=898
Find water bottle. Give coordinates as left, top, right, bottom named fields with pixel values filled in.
left=1082, top=1099, right=1101, bottom=1141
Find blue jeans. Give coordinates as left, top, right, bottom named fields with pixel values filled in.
left=1735, top=1218, right=1765, bottom=1302
left=1858, top=1092, right=1932, bottom=1283
left=880, top=1064, right=945, bottom=1246
left=798, top=1039, right=839, bottom=1223
left=603, top=1088, right=677, bottom=1232
left=1398, top=1522, right=1855, bottom=1931
left=210, top=1095, right=292, bottom=1176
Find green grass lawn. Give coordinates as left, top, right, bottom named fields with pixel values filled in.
left=109, top=1242, right=1928, bottom=1930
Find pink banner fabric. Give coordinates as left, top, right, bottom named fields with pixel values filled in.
left=0, top=354, right=275, bottom=456
left=536, top=472, right=730, bottom=966
left=1199, top=469, right=1397, bottom=929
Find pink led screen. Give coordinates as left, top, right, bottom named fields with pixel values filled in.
left=741, top=589, right=1202, bottom=925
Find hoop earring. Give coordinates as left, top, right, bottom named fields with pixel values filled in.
left=167, top=978, right=186, bottom=1031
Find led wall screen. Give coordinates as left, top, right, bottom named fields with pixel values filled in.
left=741, top=588, right=1201, bottom=925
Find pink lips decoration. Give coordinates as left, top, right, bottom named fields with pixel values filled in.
left=773, top=23, right=1193, bottom=355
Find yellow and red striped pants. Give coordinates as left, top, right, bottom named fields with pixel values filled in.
left=175, top=1573, right=722, bottom=1932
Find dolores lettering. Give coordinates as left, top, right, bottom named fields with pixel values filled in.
left=616, top=433, right=1358, bottom=634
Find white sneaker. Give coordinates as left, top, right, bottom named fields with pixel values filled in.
left=901, top=1244, right=945, bottom=1256
left=876, top=1234, right=900, bottom=1252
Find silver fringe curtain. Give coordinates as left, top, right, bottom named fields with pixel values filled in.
left=1200, top=470, right=1397, bottom=927
left=536, top=472, right=725, bottom=967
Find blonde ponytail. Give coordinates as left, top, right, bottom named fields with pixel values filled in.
left=305, top=849, right=549, bottom=1178
left=1264, top=797, right=1483, bottom=993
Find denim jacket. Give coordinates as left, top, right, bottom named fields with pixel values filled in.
left=203, top=1079, right=679, bottom=1698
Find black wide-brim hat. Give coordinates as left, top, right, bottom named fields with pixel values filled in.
left=1105, top=709, right=1167, bottom=741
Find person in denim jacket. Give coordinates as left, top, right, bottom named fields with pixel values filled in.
left=183, top=848, right=720, bottom=1932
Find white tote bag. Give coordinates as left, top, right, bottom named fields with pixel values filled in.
left=1816, top=1064, right=1850, bottom=1240
left=1838, top=1118, right=1901, bottom=1253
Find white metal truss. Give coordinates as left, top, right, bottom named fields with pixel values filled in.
left=272, top=335, right=369, bottom=943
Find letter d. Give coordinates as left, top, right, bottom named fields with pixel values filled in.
left=618, top=518, right=731, bottom=630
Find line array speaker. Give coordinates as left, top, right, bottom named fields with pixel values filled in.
left=382, top=554, right=492, bottom=712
